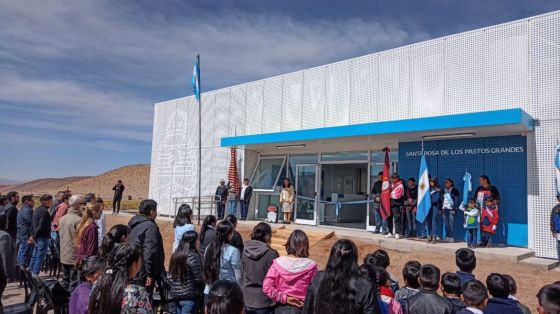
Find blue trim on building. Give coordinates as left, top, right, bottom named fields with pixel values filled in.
left=221, top=108, right=533, bottom=147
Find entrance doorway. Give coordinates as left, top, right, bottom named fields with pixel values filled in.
left=319, top=163, right=369, bottom=229
left=295, top=164, right=318, bottom=225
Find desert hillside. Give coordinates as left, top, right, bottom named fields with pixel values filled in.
left=0, top=164, right=149, bottom=200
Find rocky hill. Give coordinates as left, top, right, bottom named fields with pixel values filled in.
left=0, top=164, right=149, bottom=200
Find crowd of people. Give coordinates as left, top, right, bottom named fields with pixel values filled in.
left=0, top=182, right=558, bottom=314
left=370, top=173, right=503, bottom=246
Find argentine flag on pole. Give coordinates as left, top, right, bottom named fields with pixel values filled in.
left=192, top=55, right=201, bottom=101
left=416, top=154, right=431, bottom=223
left=461, top=171, right=472, bottom=207
left=554, top=144, right=560, bottom=196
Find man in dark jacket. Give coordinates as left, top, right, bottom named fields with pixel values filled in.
left=407, top=264, right=454, bottom=314
left=215, top=179, right=228, bottom=220
left=484, top=273, right=523, bottom=314
left=225, top=215, right=244, bottom=253
left=128, top=199, right=165, bottom=296
left=4, top=191, right=19, bottom=241
left=239, top=178, right=253, bottom=221
left=405, top=177, right=418, bottom=237
left=112, top=180, right=125, bottom=214
left=16, top=195, right=34, bottom=268
left=29, top=194, right=53, bottom=276
left=370, top=171, right=383, bottom=233
left=242, top=222, right=279, bottom=312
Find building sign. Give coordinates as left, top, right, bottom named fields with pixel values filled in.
left=404, top=146, right=525, bottom=157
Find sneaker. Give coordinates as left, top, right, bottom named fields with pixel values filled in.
left=384, top=233, right=393, bottom=238
left=448, top=237, right=455, bottom=243
left=395, top=234, right=400, bottom=239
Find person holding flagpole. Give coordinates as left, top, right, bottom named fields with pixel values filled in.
left=381, top=148, right=393, bottom=237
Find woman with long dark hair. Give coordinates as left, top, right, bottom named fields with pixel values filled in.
left=263, top=229, right=317, bottom=314
left=199, top=215, right=217, bottom=255
left=173, top=204, right=195, bottom=253
left=279, top=178, right=295, bottom=224
left=100, top=224, right=130, bottom=257
left=203, top=221, right=242, bottom=296
left=242, top=222, right=279, bottom=314
left=89, top=243, right=152, bottom=314
left=206, top=280, right=245, bottom=314
left=169, top=231, right=204, bottom=314
left=303, top=239, right=379, bottom=314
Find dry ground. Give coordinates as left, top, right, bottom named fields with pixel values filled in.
left=105, top=214, right=555, bottom=311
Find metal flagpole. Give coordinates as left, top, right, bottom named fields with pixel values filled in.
left=197, top=54, right=202, bottom=225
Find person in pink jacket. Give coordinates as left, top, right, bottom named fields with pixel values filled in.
left=263, top=230, right=317, bottom=314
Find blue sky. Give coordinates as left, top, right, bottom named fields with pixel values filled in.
left=1, top=0, right=559, bottom=182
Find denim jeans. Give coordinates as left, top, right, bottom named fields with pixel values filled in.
left=176, top=299, right=197, bottom=314
left=228, top=200, right=237, bottom=216
left=426, top=208, right=440, bottom=237
left=481, top=232, right=492, bottom=246
left=245, top=307, right=276, bottom=314
left=370, top=204, right=382, bottom=230
left=557, top=240, right=560, bottom=261
left=467, top=229, right=478, bottom=246
left=442, top=208, right=455, bottom=239
left=216, top=202, right=225, bottom=219
left=16, top=239, right=33, bottom=267
left=381, top=218, right=390, bottom=234
left=29, top=238, right=49, bottom=275
left=405, top=207, right=416, bottom=236
left=391, top=205, right=403, bottom=235
left=62, top=264, right=80, bottom=292
left=240, top=201, right=250, bottom=220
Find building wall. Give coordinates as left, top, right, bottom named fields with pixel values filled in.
left=150, top=11, right=560, bottom=258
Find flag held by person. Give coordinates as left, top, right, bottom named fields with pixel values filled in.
left=192, top=55, right=201, bottom=101
left=416, top=154, right=431, bottom=223
left=555, top=144, right=560, bottom=197
left=461, top=171, right=472, bottom=208
left=380, top=147, right=391, bottom=220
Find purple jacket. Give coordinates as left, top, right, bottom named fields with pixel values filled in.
left=69, top=282, right=92, bottom=314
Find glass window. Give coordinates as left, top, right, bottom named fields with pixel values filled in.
left=321, top=151, right=368, bottom=162
left=251, top=157, right=286, bottom=191
left=371, top=150, right=398, bottom=164
left=288, top=154, right=318, bottom=183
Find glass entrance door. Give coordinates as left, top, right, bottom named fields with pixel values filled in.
left=295, top=164, right=318, bottom=225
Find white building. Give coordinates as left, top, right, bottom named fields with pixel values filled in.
left=150, top=11, right=560, bottom=259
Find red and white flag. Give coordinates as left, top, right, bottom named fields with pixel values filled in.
left=228, top=147, right=240, bottom=194
left=380, top=147, right=391, bottom=220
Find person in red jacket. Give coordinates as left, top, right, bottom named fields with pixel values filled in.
left=479, top=196, right=499, bottom=247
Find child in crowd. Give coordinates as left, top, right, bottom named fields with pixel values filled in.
left=441, top=272, right=466, bottom=313
left=394, top=263, right=421, bottom=313
left=359, top=264, right=389, bottom=314
left=463, top=198, right=479, bottom=248
left=225, top=215, right=244, bottom=253
left=172, top=204, right=195, bottom=253
left=503, top=274, right=531, bottom=314
left=484, top=273, right=523, bottom=314
left=364, top=249, right=400, bottom=292
left=69, top=256, right=104, bottom=314
left=407, top=264, right=454, bottom=314
left=263, top=229, right=317, bottom=314
left=375, top=267, right=403, bottom=314
left=480, top=196, right=499, bottom=247
left=455, top=248, right=476, bottom=287
left=536, top=284, right=560, bottom=314
left=206, top=280, right=245, bottom=314
left=457, top=280, right=488, bottom=314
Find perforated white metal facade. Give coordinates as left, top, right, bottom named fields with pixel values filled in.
left=150, top=11, right=560, bottom=258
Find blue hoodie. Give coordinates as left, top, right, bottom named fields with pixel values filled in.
left=484, top=297, right=524, bottom=314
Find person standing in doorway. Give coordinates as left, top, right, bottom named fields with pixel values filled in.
left=215, top=180, right=229, bottom=220
left=112, top=180, right=125, bottom=215
left=280, top=178, right=295, bottom=224
left=442, top=179, right=461, bottom=243
left=370, top=171, right=383, bottom=234
left=405, top=178, right=418, bottom=238
left=239, top=178, right=253, bottom=221
left=474, top=175, right=500, bottom=209
left=550, top=195, right=560, bottom=262
left=227, top=182, right=238, bottom=217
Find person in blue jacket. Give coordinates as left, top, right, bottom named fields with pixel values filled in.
left=442, top=179, right=461, bottom=243
left=428, top=178, right=443, bottom=244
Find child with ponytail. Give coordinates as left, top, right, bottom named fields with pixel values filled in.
left=89, top=243, right=152, bottom=314
left=203, top=221, right=243, bottom=298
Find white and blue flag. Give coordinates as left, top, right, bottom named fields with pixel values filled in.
left=554, top=144, right=560, bottom=196
left=416, top=154, right=431, bottom=223
left=192, top=55, right=201, bottom=101
left=462, top=171, right=472, bottom=206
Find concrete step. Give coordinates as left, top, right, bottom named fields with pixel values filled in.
left=519, top=257, right=559, bottom=270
